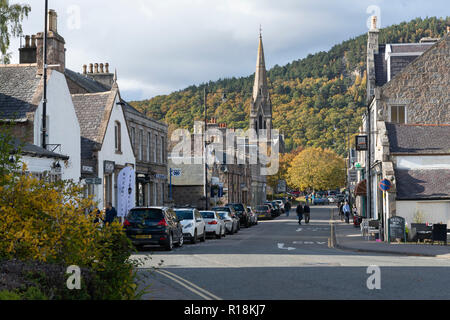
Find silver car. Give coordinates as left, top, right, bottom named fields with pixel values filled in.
left=218, top=211, right=238, bottom=234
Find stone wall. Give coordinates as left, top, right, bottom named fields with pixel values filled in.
left=379, top=35, right=450, bottom=124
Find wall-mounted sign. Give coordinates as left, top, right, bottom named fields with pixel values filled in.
left=355, top=135, right=368, bottom=151
left=155, top=174, right=167, bottom=180
left=82, top=166, right=94, bottom=173
left=104, top=161, right=115, bottom=174
left=349, top=170, right=358, bottom=182
left=85, top=178, right=102, bottom=185
left=171, top=169, right=182, bottom=177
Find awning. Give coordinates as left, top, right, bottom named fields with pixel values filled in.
left=355, top=179, right=367, bottom=196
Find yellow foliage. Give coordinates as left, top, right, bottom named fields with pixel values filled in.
left=287, top=147, right=346, bottom=191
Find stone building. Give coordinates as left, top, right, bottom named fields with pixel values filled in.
left=355, top=17, right=450, bottom=240
left=0, top=10, right=81, bottom=182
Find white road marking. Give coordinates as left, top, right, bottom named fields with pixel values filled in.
left=156, top=269, right=222, bottom=301
left=278, top=243, right=296, bottom=251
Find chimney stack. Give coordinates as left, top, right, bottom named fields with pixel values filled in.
left=19, top=34, right=37, bottom=63
left=35, top=9, right=66, bottom=74
left=366, top=15, right=380, bottom=102
left=85, top=62, right=116, bottom=89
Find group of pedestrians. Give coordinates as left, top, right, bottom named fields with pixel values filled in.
left=296, top=202, right=310, bottom=225
left=92, top=202, right=118, bottom=226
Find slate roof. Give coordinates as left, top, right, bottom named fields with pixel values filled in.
left=9, top=137, right=68, bottom=160
left=395, top=169, right=450, bottom=200
left=64, top=68, right=110, bottom=93
left=0, top=65, right=41, bottom=121
left=71, top=91, right=115, bottom=166
left=374, top=42, right=435, bottom=87
left=386, top=123, right=450, bottom=154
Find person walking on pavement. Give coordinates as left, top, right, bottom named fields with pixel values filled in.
left=104, top=202, right=118, bottom=225
left=296, top=203, right=304, bottom=225
left=343, top=201, right=351, bottom=224
left=285, top=200, right=292, bottom=217
left=304, top=203, right=311, bottom=224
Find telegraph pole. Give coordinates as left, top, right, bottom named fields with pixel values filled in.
left=204, top=87, right=208, bottom=210
left=41, top=0, right=48, bottom=149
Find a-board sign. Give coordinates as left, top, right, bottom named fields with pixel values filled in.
left=388, top=216, right=406, bottom=242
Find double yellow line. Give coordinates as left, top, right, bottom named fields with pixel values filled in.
left=156, top=269, right=222, bottom=301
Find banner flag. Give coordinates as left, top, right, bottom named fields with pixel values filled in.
left=117, top=167, right=135, bottom=218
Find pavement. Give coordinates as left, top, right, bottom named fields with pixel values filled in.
left=331, top=214, right=450, bottom=259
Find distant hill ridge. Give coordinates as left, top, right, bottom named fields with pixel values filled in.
left=130, top=17, right=449, bottom=155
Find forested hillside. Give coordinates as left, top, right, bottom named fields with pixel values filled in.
left=130, top=17, right=449, bottom=155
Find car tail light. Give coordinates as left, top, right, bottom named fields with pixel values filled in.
left=123, top=219, right=131, bottom=227
left=209, top=221, right=218, bottom=225
left=157, top=219, right=168, bottom=227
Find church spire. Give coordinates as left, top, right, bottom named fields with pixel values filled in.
left=253, top=30, right=269, bottom=102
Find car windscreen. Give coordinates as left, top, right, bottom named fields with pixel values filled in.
left=213, top=207, right=230, bottom=213
left=218, top=212, right=228, bottom=219
left=200, top=212, right=216, bottom=219
left=174, top=210, right=194, bottom=220
left=127, top=209, right=164, bottom=221
left=256, top=206, right=269, bottom=211
left=230, top=204, right=245, bottom=211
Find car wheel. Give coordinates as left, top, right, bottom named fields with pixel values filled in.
left=176, top=234, right=184, bottom=248
left=200, top=229, right=206, bottom=242
left=222, top=227, right=226, bottom=237
left=165, top=233, right=174, bottom=251
left=192, top=230, right=197, bottom=244
left=216, top=228, right=222, bottom=239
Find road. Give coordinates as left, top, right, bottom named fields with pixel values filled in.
left=132, top=205, right=450, bottom=300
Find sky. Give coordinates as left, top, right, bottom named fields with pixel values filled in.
left=8, top=0, right=450, bottom=101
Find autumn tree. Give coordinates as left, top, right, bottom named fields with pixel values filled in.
left=0, top=0, right=31, bottom=63
left=267, top=146, right=303, bottom=192
left=287, top=147, right=346, bottom=192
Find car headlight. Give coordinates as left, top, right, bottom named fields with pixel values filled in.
left=184, top=223, right=193, bottom=229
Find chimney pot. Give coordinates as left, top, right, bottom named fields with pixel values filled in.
left=25, top=35, right=30, bottom=48
left=83, top=64, right=87, bottom=75
left=105, top=63, right=109, bottom=73
left=371, top=16, right=378, bottom=30
left=100, top=63, right=104, bottom=73
left=48, top=9, right=58, bottom=33
left=89, top=63, right=93, bottom=73
left=31, top=35, right=36, bottom=48
left=94, top=63, right=99, bottom=73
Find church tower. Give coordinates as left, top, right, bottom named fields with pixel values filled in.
left=250, top=31, right=272, bottom=138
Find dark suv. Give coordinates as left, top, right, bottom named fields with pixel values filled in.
left=124, top=207, right=184, bottom=251
left=226, top=203, right=251, bottom=227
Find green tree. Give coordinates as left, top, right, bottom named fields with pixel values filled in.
left=0, top=0, right=31, bottom=64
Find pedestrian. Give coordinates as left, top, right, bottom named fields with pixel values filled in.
left=304, top=203, right=311, bottom=224
left=305, top=194, right=309, bottom=205
left=343, top=201, right=351, bottom=224
left=296, top=203, right=304, bottom=225
left=285, top=200, right=292, bottom=217
left=339, top=201, right=344, bottom=221
left=104, top=202, right=118, bottom=225
left=92, top=207, right=102, bottom=224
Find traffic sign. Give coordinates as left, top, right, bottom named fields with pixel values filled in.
left=171, top=169, right=182, bottom=177
left=379, top=179, right=392, bottom=192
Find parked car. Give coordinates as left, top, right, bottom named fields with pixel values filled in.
left=124, top=207, right=184, bottom=251
left=255, top=205, right=272, bottom=220
left=247, top=206, right=258, bottom=225
left=218, top=211, right=239, bottom=234
left=274, top=200, right=285, bottom=213
left=226, top=203, right=251, bottom=227
left=313, top=197, right=329, bottom=205
left=267, top=201, right=282, bottom=216
left=213, top=206, right=240, bottom=231
left=174, top=208, right=206, bottom=244
left=335, top=194, right=346, bottom=203
left=327, top=195, right=338, bottom=203
left=264, top=202, right=279, bottom=218
left=200, top=211, right=226, bottom=239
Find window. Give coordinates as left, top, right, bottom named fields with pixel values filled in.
left=154, top=134, right=158, bottom=163
left=138, top=129, right=143, bottom=161
left=147, top=132, right=151, bottom=162
left=130, top=127, right=136, bottom=149
left=114, top=121, right=121, bottom=152
left=390, top=106, right=406, bottom=124
left=259, top=115, right=263, bottom=130
left=160, top=136, right=164, bottom=164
